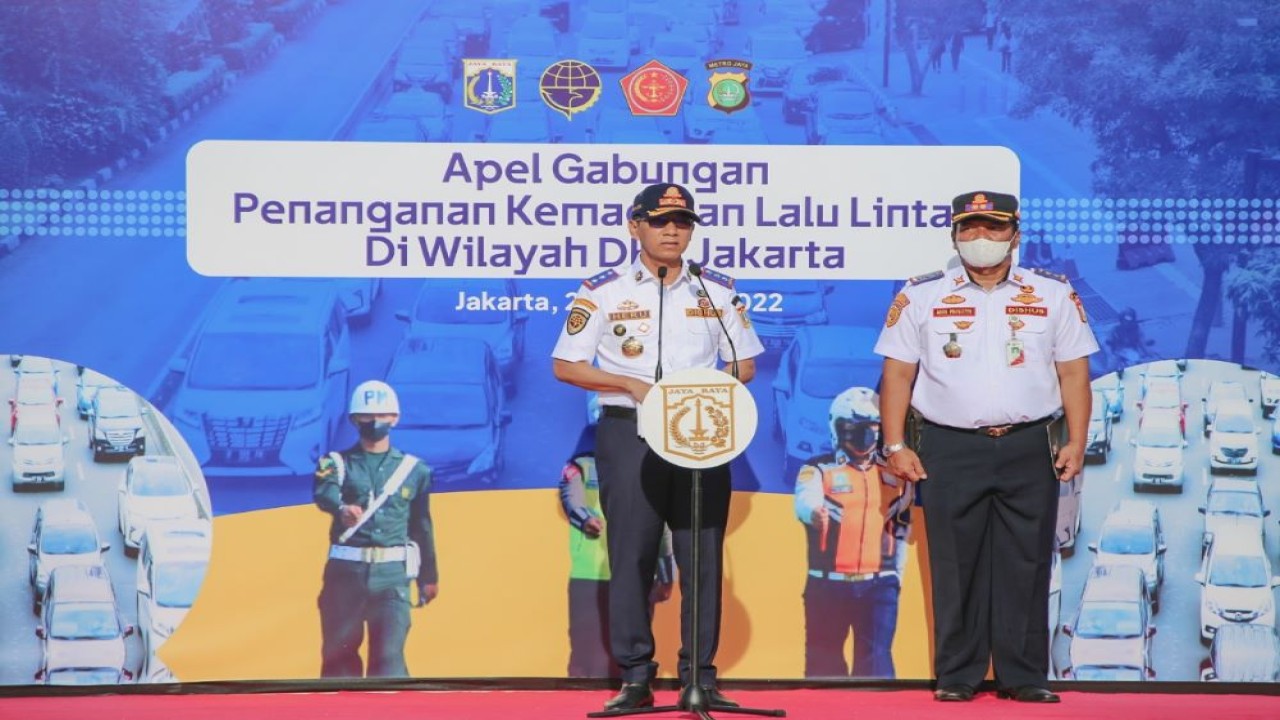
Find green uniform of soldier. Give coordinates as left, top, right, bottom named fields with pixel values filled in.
left=314, top=379, right=439, bottom=678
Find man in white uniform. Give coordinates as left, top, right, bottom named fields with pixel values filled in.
left=875, top=190, right=1097, bottom=703
left=552, top=183, right=764, bottom=711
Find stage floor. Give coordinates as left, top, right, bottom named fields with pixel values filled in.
left=4, top=688, right=1280, bottom=720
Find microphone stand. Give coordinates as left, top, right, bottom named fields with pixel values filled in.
left=688, top=262, right=739, bottom=380
left=590, top=263, right=784, bottom=720
left=655, top=265, right=667, bottom=383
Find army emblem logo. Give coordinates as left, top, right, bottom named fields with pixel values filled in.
left=620, top=59, right=689, bottom=116
left=539, top=60, right=602, bottom=120
left=705, top=59, right=752, bottom=114
left=660, top=383, right=736, bottom=462
left=463, top=59, right=517, bottom=115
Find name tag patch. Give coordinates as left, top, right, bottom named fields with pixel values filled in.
left=1006, top=306, right=1048, bottom=317
left=685, top=308, right=724, bottom=318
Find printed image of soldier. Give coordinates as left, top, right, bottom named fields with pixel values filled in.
left=794, top=387, right=913, bottom=679
left=313, top=380, right=438, bottom=678
left=560, top=416, right=675, bottom=678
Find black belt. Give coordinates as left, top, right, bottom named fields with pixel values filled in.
left=923, top=415, right=1053, bottom=438
left=602, top=406, right=638, bottom=421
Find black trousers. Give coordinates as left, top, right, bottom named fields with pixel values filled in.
left=918, top=421, right=1059, bottom=690
left=595, top=414, right=731, bottom=686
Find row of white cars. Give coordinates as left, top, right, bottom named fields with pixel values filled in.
left=29, top=504, right=210, bottom=685
left=1059, top=361, right=1280, bottom=682
left=9, top=356, right=149, bottom=490
left=11, top=357, right=210, bottom=685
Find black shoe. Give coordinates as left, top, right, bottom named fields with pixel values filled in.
left=997, top=686, right=1060, bottom=703
left=604, top=683, right=654, bottom=710
left=678, top=685, right=739, bottom=710
left=933, top=684, right=975, bottom=702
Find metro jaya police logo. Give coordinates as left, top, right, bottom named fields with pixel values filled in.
left=620, top=59, right=688, bottom=116
left=660, top=382, right=737, bottom=462
left=463, top=59, right=517, bottom=114
left=705, top=59, right=752, bottom=114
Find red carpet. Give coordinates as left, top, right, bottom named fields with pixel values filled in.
left=3, top=689, right=1278, bottom=720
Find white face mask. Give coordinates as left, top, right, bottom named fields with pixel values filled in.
left=955, top=237, right=1012, bottom=268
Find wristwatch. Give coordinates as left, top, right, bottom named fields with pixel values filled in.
left=882, top=441, right=907, bottom=457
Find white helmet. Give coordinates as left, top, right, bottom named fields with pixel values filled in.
left=350, top=380, right=400, bottom=415
left=828, top=387, right=880, bottom=451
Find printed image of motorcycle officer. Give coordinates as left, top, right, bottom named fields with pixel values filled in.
left=313, top=379, right=438, bottom=678
left=794, top=387, right=913, bottom=679
left=560, top=423, right=675, bottom=678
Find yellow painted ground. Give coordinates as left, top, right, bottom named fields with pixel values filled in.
left=163, top=491, right=932, bottom=680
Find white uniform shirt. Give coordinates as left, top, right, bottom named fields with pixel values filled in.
left=874, top=264, right=1099, bottom=428
left=553, top=260, right=765, bottom=408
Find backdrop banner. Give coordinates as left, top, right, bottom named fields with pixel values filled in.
left=0, top=0, right=1276, bottom=688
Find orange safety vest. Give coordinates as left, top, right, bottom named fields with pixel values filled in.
left=798, top=456, right=910, bottom=575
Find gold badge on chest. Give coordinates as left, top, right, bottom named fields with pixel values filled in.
left=621, top=336, right=644, bottom=357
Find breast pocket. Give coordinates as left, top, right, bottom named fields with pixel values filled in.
left=928, top=315, right=976, bottom=359
left=687, top=311, right=721, bottom=335
left=1007, top=313, right=1052, bottom=363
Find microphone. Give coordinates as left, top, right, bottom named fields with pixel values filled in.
left=688, top=261, right=739, bottom=379
left=655, top=265, right=667, bottom=382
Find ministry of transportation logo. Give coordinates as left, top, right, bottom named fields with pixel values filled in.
left=660, top=383, right=737, bottom=462
left=620, top=59, right=688, bottom=117
left=463, top=59, right=517, bottom=114
left=705, top=59, right=752, bottom=114
left=540, top=60, right=602, bottom=120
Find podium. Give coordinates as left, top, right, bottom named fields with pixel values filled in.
left=588, top=368, right=784, bottom=720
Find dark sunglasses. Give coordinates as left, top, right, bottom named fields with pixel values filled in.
left=644, top=215, right=694, bottom=229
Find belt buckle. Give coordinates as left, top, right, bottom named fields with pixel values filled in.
left=984, top=424, right=1013, bottom=438
left=362, top=547, right=379, bottom=562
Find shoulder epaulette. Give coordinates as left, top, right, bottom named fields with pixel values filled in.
left=700, top=267, right=735, bottom=290
left=582, top=269, right=620, bottom=290
left=1029, top=267, right=1069, bottom=284
left=907, top=270, right=944, bottom=286
left=805, top=452, right=838, bottom=468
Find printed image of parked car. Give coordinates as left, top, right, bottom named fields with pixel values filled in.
left=383, top=337, right=511, bottom=487
left=10, top=405, right=68, bottom=491
left=396, top=278, right=528, bottom=398
left=1200, top=476, right=1269, bottom=549
left=772, top=325, right=882, bottom=479
left=117, top=456, right=201, bottom=556
left=34, top=565, right=133, bottom=685
left=88, top=386, right=146, bottom=462
left=1060, top=564, right=1156, bottom=681
left=167, top=279, right=351, bottom=477
left=28, top=498, right=110, bottom=614
left=1196, top=528, right=1280, bottom=642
